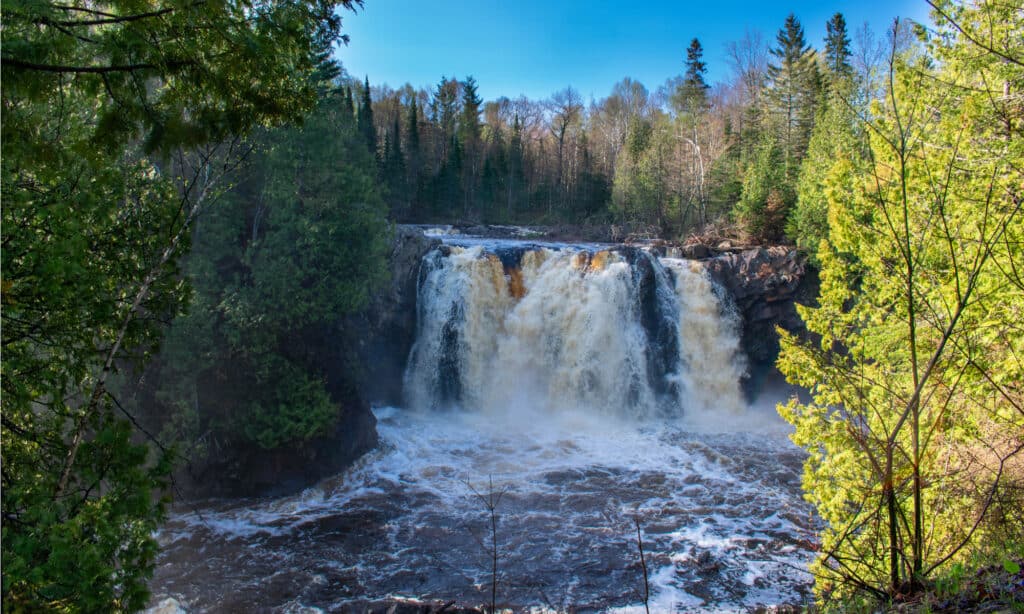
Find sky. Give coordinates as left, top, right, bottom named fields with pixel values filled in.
left=335, top=0, right=933, bottom=103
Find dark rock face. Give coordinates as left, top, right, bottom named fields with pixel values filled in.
left=346, top=225, right=441, bottom=406
left=701, top=247, right=815, bottom=399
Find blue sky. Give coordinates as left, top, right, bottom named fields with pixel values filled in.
left=336, top=0, right=932, bottom=102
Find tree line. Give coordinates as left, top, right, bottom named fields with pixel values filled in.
left=353, top=10, right=884, bottom=248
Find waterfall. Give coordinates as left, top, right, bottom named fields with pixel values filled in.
left=404, top=243, right=747, bottom=418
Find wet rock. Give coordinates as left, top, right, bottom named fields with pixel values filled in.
left=680, top=243, right=710, bottom=259
left=346, top=225, right=441, bottom=405
left=701, top=247, right=814, bottom=400
left=145, top=598, right=187, bottom=614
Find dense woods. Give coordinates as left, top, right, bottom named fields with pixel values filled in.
left=1, top=0, right=387, bottom=609
left=2, top=0, right=1022, bottom=611
left=778, top=2, right=1024, bottom=605
left=351, top=10, right=891, bottom=247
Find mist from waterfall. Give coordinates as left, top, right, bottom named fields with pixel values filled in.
left=404, top=244, right=747, bottom=422
left=148, top=239, right=814, bottom=613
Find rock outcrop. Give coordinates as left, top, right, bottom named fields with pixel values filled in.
left=702, top=246, right=816, bottom=398
left=346, top=225, right=440, bottom=406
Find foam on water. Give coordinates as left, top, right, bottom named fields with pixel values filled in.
left=152, top=401, right=813, bottom=611
left=149, top=241, right=815, bottom=612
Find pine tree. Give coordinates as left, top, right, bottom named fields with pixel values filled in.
left=357, top=76, right=376, bottom=155
left=735, top=134, right=789, bottom=241
left=382, top=117, right=407, bottom=218
left=459, top=75, right=482, bottom=146
left=405, top=97, right=422, bottom=220
left=341, top=85, right=355, bottom=118
left=766, top=14, right=820, bottom=183
left=674, top=38, right=710, bottom=115
left=431, top=76, right=459, bottom=160
left=434, top=136, right=463, bottom=218
left=459, top=76, right=483, bottom=218
left=824, top=12, right=853, bottom=78
left=507, top=114, right=525, bottom=220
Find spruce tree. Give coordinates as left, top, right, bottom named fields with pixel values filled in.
left=459, top=76, right=482, bottom=146
left=341, top=85, right=355, bottom=118
left=386, top=116, right=407, bottom=217
left=405, top=98, right=422, bottom=220
left=766, top=14, right=820, bottom=183
left=824, top=13, right=853, bottom=78
left=357, top=76, right=376, bottom=155
left=459, top=76, right=483, bottom=217
left=431, top=76, right=459, bottom=159
left=675, top=38, right=710, bottom=115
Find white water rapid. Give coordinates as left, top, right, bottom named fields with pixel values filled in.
left=404, top=245, right=747, bottom=419
left=149, top=239, right=815, bottom=613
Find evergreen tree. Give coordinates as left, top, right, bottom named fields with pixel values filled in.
left=459, top=76, right=483, bottom=217
left=735, top=134, right=790, bottom=241
left=459, top=75, right=483, bottom=146
left=406, top=97, right=421, bottom=159
left=824, top=12, right=853, bottom=78
left=405, top=98, right=423, bottom=220
left=433, top=136, right=463, bottom=217
left=789, top=94, right=858, bottom=261
left=779, top=9, right=1024, bottom=603
left=766, top=13, right=820, bottom=183
left=341, top=85, right=355, bottom=118
left=480, top=126, right=507, bottom=222
left=431, top=76, right=460, bottom=160
left=1, top=0, right=364, bottom=608
left=384, top=117, right=408, bottom=217
left=507, top=114, right=525, bottom=220
left=674, top=38, right=710, bottom=115
left=357, top=76, right=376, bottom=154
left=155, top=89, right=389, bottom=457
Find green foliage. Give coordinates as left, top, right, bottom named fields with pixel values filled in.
left=612, top=115, right=674, bottom=232
left=735, top=134, right=791, bottom=241
left=2, top=0, right=354, bottom=153
left=1, top=0, right=359, bottom=608
left=788, top=88, right=858, bottom=262
left=157, top=91, right=389, bottom=455
left=242, top=358, right=338, bottom=450
left=673, top=38, right=710, bottom=119
left=824, top=13, right=853, bottom=77
left=765, top=13, right=821, bottom=185
left=777, top=4, right=1024, bottom=606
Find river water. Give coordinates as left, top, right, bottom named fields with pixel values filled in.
left=149, top=239, right=816, bottom=612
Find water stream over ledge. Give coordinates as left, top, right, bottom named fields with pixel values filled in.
left=149, top=239, right=816, bottom=612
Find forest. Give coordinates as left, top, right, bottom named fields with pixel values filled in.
left=2, top=0, right=1022, bottom=611
left=354, top=12, right=909, bottom=248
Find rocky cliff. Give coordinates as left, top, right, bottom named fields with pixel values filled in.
left=702, top=246, right=816, bottom=398
left=345, top=225, right=440, bottom=406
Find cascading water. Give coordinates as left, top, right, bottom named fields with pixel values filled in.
left=404, top=245, right=746, bottom=419
left=147, top=237, right=815, bottom=613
